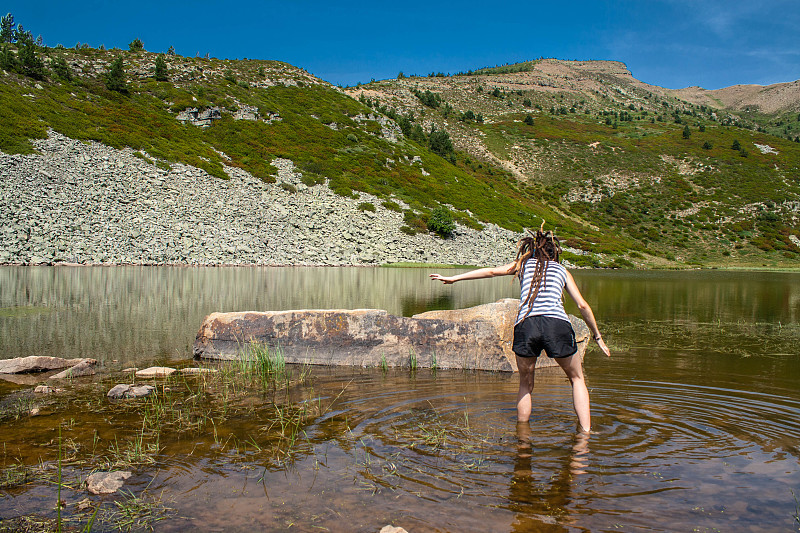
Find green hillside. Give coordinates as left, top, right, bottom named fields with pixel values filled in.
left=349, top=63, right=800, bottom=268
left=1, top=19, right=799, bottom=268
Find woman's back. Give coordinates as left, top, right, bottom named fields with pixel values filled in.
left=516, top=258, right=569, bottom=324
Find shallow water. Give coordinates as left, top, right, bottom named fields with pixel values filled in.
left=1, top=267, right=799, bottom=531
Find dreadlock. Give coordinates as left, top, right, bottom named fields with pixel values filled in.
left=513, top=220, right=562, bottom=308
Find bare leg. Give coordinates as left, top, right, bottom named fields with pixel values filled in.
left=555, top=354, right=591, bottom=432
left=515, top=355, right=536, bottom=422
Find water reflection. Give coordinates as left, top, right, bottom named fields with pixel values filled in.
left=0, top=266, right=518, bottom=363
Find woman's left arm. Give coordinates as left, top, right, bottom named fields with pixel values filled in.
left=564, top=271, right=611, bottom=357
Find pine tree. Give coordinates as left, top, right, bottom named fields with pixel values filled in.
left=16, top=31, right=45, bottom=80
left=104, top=56, right=127, bottom=92
left=0, top=43, right=17, bottom=70
left=0, top=13, right=15, bottom=43
left=154, top=54, right=168, bottom=81
left=682, top=125, right=691, bottom=139
left=128, top=38, right=144, bottom=52
left=732, top=139, right=741, bottom=150
left=51, top=55, right=71, bottom=81
left=524, top=114, right=534, bottom=126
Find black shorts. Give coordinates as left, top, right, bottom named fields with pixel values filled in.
left=513, top=315, right=577, bottom=359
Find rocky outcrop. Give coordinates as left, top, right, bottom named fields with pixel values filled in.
left=193, top=299, right=589, bottom=372
left=0, top=356, right=97, bottom=374
left=0, top=131, right=520, bottom=266
left=175, top=106, right=222, bottom=127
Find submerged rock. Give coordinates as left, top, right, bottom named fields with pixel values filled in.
left=380, top=527, right=409, bottom=533
left=0, top=356, right=96, bottom=374
left=178, top=367, right=218, bottom=374
left=193, top=299, right=589, bottom=372
left=86, top=471, right=132, bottom=495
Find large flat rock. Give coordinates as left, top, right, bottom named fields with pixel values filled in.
left=193, top=299, right=589, bottom=372
left=0, top=356, right=96, bottom=374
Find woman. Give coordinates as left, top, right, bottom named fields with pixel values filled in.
left=430, top=225, right=610, bottom=432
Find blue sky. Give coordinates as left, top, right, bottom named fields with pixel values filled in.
left=4, top=0, right=799, bottom=90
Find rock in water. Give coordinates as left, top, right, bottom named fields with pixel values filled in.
left=0, top=356, right=96, bottom=374
left=135, top=366, right=177, bottom=378
left=49, top=360, right=97, bottom=379
left=193, top=299, right=589, bottom=372
left=107, top=384, right=156, bottom=399
left=86, top=471, right=132, bottom=495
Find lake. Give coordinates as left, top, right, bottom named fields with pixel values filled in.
left=0, top=266, right=798, bottom=532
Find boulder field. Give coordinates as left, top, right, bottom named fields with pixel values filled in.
left=1, top=131, right=523, bottom=267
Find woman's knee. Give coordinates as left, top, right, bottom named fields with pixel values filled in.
left=556, top=354, right=583, bottom=379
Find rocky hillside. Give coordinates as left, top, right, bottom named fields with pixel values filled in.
left=1, top=34, right=799, bottom=268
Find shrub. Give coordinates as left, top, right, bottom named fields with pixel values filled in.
left=702, top=141, right=712, bottom=149
left=524, top=114, right=534, bottom=126
left=381, top=200, right=402, bottom=212
left=279, top=182, right=297, bottom=193
left=357, top=202, right=375, bottom=212
left=403, top=211, right=428, bottom=234
left=346, top=133, right=358, bottom=143
left=427, top=206, right=455, bottom=238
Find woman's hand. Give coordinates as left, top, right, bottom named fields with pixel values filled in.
left=595, top=337, right=611, bottom=357
left=429, top=273, right=456, bottom=284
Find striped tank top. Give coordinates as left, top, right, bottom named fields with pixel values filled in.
left=515, top=258, right=570, bottom=325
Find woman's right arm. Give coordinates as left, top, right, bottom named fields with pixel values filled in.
left=564, top=271, right=611, bottom=357
left=429, top=262, right=516, bottom=284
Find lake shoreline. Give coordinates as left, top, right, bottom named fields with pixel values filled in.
left=2, top=261, right=799, bottom=273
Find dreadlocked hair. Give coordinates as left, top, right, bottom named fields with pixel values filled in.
left=513, top=222, right=562, bottom=307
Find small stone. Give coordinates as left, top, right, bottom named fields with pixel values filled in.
left=30, top=407, right=41, bottom=416
left=86, top=471, right=132, bottom=495
left=75, top=498, right=93, bottom=511
left=34, top=385, right=61, bottom=394
left=135, top=366, right=177, bottom=378
left=380, top=527, right=409, bottom=533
